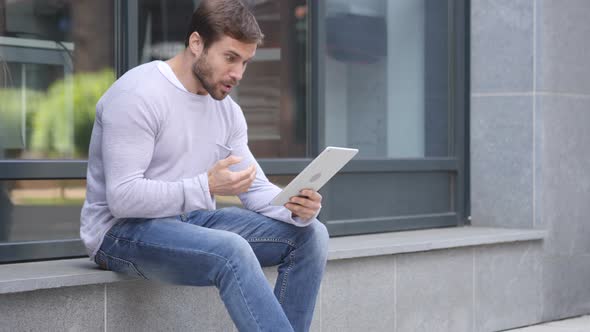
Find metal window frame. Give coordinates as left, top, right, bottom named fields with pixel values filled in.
left=309, top=0, right=470, bottom=236
left=0, top=0, right=133, bottom=263
left=0, top=0, right=470, bottom=263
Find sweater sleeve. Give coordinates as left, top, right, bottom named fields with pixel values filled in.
left=100, top=92, right=215, bottom=219
left=228, top=102, right=319, bottom=226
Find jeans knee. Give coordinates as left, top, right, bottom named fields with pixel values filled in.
left=211, top=233, right=258, bottom=285
left=305, top=221, right=329, bottom=261
left=223, top=233, right=258, bottom=265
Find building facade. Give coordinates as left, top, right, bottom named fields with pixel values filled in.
left=1, top=0, right=589, bottom=331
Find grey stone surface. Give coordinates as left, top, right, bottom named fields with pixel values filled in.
left=474, top=242, right=543, bottom=332
left=543, top=315, right=590, bottom=328
left=321, top=256, right=395, bottom=332
left=509, top=323, right=588, bottom=332
left=533, top=95, right=544, bottom=230
left=0, top=228, right=546, bottom=296
left=396, top=248, right=473, bottom=332
left=0, top=284, right=104, bottom=332
left=0, top=257, right=134, bottom=294
left=106, top=280, right=236, bottom=331
left=0, top=240, right=554, bottom=332
left=328, top=226, right=545, bottom=260
left=471, top=96, right=534, bottom=228
left=542, top=255, right=590, bottom=321
left=536, top=96, right=590, bottom=255
left=471, top=0, right=534, bottom=93
left=104, top=267, right=318, bottom=332
left=536, top=0, right=590, bottom=94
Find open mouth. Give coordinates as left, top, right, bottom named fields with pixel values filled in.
left=221, top=84, right=232, bottom=93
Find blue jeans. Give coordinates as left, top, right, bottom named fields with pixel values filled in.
left=94, top=207, right=329, bottom=332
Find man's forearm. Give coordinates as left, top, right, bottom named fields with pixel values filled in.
left=106, top=172, right=214, bottom=218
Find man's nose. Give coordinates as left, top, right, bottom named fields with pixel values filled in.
left=229, top=65, right=244, bottom=82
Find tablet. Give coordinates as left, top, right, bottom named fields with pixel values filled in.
left=270, top=146, right=359, bottom=206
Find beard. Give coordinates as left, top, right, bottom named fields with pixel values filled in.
left=192, top=53, right=236, bottom=101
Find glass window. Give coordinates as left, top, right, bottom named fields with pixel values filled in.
left=136, top=0, right=309, bottom=158
left=0, top=1, right=468, bottom=262
left=322, top=0, right=451, bottom=158
left=0, top=179, right=85, bottom=242
left=0, top=1, right=116, bottom=262
left=0, top=1, right=115, bottom=160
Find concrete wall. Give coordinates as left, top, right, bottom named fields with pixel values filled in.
left=1, top=241, right=543, bottom=332
left=470, top=0, right=590, bottom=322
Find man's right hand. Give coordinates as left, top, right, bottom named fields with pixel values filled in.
left=208, top=156, right=256, bottom=196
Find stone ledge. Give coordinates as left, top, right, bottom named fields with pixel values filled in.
left=0, top=226, right=545, bottom=295
left=328, top=226, right=546, bottom=260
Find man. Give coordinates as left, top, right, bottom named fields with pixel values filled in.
left=80, top=1, right=328, bottom=331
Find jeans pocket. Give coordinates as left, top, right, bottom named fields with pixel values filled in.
left=96, top=250, right=146, bottom=279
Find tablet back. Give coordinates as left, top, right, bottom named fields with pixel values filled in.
left=270, top=147, right=358, bottom=206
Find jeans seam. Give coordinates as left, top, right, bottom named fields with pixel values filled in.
left=246, top=237, right=298, bottom=249
left=104, top=233, right=230, bottom=262
left=246, top=238, right=298, bottom=306
left=225, top=259, right=263, bottom=332
left=278, top=251, right=295, bottom=305
left=98, top=249, right=148, bottom=279
left=104, top=233, right=264, bottom=330
left=94, top=250, right=108, bottom=270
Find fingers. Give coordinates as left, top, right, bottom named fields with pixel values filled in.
left=209, top=161, right=255, bottom=196
left=285, top=192, right=322, bottom=220
left=241, top=164, right=257, bottom=176
left=288, top=195, right=321, bottom=211
left=218, top=155, right=243, bottom=168
left=232, top=164, right=256, bottom=182
left=285, top=203, right=317, bottom=220
left=233, top=165, right=256, bottom=193
left=299, top=189, right=322, bottom=203
left=225, top=164, right=256, bottom=194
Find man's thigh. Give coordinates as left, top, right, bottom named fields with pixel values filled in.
left=186, top=207, right=325, bottom=267
left=96, top=216, right=255, bottom=285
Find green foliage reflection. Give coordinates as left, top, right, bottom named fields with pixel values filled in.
left=30, top=69, right=115, bottom=158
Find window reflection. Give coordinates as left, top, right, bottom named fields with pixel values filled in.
left=0, top=1, right=115, bottom=160
left=0, top=176, right=297, bottom=242
left=137, top=0, right=308, bottom=158
left=323, top=0, right=451, bottom=158
left=0, top=180, right=86, bottom=242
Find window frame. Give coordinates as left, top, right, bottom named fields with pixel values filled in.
left=0, top=0, right=469, bottom=263
left=310, top=0, right=470, bottom=236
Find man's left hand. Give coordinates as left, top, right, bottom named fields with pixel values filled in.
left=285, top=189, right=322, bottom=221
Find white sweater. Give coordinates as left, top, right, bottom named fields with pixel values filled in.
left=80, top=61, right=315, bottom=259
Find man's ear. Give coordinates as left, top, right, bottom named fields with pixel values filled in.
left=188, top=32, right=204, bottom=57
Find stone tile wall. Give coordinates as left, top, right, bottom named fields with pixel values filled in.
left=471, top=0, right=590, bottom=323
left=0, top=242, right=543, bottom=332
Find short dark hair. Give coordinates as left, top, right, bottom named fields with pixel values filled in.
left=184, top=0, right=264, bottom=49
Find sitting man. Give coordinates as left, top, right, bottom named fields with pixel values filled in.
left=80, top=0, right=328, bottom=331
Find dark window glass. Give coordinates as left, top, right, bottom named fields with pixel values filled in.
left=136, top=0, right=309, bottom=158
left=0, top=1, right=115, bottom=160
left=322, top=0, right=451, bottom=158
left=0, top=179, right=85, bottom=242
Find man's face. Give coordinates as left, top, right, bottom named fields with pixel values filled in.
left=192, top=36, right=257, bottom=100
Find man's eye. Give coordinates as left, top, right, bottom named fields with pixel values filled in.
left=225, top=55, right=234, bottom=62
